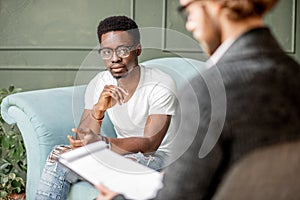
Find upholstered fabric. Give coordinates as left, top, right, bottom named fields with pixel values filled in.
left=213, top=139, right=300, bottom=200
left=1, top=57, right=205, bottom=200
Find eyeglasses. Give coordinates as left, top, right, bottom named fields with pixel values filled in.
left=177, top=0, right=202, bottom=21
left=98, top=45, right=136, bottom=60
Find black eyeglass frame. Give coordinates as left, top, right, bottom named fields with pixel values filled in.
left=177, top=0, right=203, bottom=21
left=177, top=0, right=203, bottom=12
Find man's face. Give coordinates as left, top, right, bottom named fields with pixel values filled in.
left=179, top=0, right=222, bottom=55
left=100, top=31, right=141, bottom=79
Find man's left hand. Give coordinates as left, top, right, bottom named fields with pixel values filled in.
left=68, top=128, right=102, bottom=149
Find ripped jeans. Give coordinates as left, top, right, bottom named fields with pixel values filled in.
left=35, top=145, right=167, bottom=200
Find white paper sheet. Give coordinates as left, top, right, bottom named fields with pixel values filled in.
left=59, top=142, right=163, bottom=200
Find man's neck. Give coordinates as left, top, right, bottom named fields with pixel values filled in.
left=117, top=65, right=140, bottom=95
left=221, top=17, right=264, bottom=43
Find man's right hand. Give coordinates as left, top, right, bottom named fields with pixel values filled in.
left=96, top=184, right=119, bottom=200
left=93, top=85, right=128, bottom=119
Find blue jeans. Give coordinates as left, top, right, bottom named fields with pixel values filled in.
left=35, top=147, right=167, bottom=200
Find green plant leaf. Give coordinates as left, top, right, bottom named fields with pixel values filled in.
left=16, top=186, right=22, bottom=193
left=0, top=88, right=8, bottom=95
left=0, top=85, right=25, bottom=196
left=0, top=190, right=8, bottom=198
left=1, top=137, right=10, bottom=149
left=11, top=180, right=21, bottom=187
left=0, top=162, right=11, bottom=171
left=8, top=85, right=14, bottom=93
left=2, top=176, right=8, bottom=183
left=8, top=173, right=16, bottom=180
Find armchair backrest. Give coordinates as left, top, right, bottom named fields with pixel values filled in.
left=142, top=57, right=205, bottom=90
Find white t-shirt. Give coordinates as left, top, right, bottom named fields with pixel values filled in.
left=84, top=65, right=178, bottom=155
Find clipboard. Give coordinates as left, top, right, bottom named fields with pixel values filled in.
left=58, top=141, right=163, bottom=200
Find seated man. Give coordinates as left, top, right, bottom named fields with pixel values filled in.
left=35, top=15, right=178, bottom=200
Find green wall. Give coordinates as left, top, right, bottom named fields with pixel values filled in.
left=0, top=0, right=299, bottom=91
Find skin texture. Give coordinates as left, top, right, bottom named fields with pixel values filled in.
left=183, top=0, right=222, bottom=55
left=96, top=184, right=119, bottom=200
left=181, top=0, right=264, bottom=55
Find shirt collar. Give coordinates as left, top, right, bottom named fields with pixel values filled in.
left=206, top=37, right=236, bottom=69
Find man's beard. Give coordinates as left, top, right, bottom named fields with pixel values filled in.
left=113, top=70, right=129, bottom=80
left=112, top=65, right=137, bottom=79
left=114, top=76, right=122, bottom=79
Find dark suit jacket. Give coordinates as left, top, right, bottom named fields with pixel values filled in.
left=154, top=27, right=300, bottom=199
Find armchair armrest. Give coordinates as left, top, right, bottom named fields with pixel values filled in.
left=1, top=86, right=84, bottom=199
left=1, top=85, right=116, bottom=199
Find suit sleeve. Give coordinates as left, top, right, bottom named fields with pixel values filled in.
left=155, top=70, right=225, bottom=199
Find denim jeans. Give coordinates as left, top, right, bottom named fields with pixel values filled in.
left=35, top=147, right=167, bottom=200
left=124, top=151, right=167, bottom=171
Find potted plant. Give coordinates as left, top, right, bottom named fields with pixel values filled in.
left=0, top=85, right=27, bottom=200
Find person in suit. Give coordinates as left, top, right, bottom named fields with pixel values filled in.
left=96, top=0, right=300, bottom=199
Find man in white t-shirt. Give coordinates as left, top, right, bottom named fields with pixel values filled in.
left=36, top=15, right=177, bottom=200
left=84, top=63, right=177, bottom=159
left=69, top=15, right=177, bottom=169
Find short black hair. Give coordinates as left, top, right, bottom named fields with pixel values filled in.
left=97, top=15, right=140, bottom=45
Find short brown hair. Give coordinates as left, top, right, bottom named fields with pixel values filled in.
left=216, top=0, right=278, bottom=20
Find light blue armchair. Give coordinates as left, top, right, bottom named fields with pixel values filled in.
left=1, top=57, right=205, bottom=200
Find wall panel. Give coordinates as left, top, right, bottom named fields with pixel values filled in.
left=164, top=0, right=298, bottom=56
left=0, top=0, right=132, bottom=49
left=264, top=0, right=296, bottom=53
left=0, top=0, right=299, bottom=91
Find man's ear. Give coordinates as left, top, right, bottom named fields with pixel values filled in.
left=136, top=44, right=142, bottom=56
